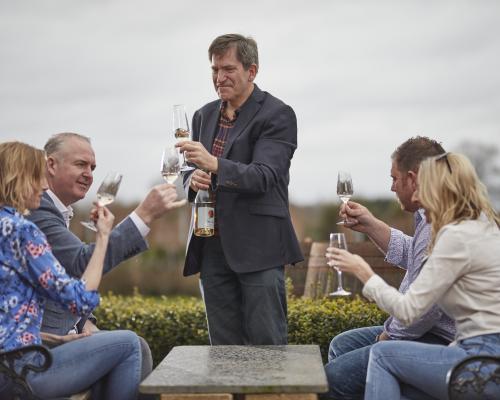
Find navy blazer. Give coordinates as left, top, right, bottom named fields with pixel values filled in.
left=183, top=85, right=303, bottom=276
left=28, top=192, right=148, bottom=335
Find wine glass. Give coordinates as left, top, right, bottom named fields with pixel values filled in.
left=173, top=104, right=194, bottom=171
left=80, top=171, right=123, bottom=232
left=160, top=146, right=181, bottom=184
left=328, top=233, right=351, bottom=296
left=336, top=171, right=353, bottom=225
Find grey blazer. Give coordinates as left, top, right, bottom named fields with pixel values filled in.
left=28, top=192, right=148, bottom=335
left=182, top=85, right=304, bottom=276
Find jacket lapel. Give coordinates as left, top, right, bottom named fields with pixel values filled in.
left=42, top=191, right=66, bottom=223
left=222, top=85, right=265, bottom=158
left=200, top=102, right=220, bottom=150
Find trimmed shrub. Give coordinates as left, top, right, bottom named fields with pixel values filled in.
left=287, top=297, right=388, bottom=360
left=94, top=293, right=387, bottom=365
left=94, top=293, right=209, bottom=366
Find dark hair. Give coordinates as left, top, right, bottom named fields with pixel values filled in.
left=208, top=34, right=259, bottom=71
left=392, top=136, right=445, bottom=173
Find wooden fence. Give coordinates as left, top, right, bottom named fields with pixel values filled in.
left=285, top=240, right=405, bottom=298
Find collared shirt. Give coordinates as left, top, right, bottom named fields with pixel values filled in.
left=383, top=208, right=456, bottom=341
left=365, top=213, right=500, bottom=342
left=211, top=101, right=239, bottom=158
left=0, top=207, right=99, bottom=351
left=46, top=190, right=73, bottom=228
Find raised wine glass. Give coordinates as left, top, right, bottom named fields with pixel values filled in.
left=328, top=232, right=351, bottom=296
left=336, top=171, right=353, bottom=225
left=80, top=171, right=123, bottom=232
left=173, top=104, right=194, bottom=171
left=160, top=145, right=181, bottom=184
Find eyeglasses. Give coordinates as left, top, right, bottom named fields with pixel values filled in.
left=435, top=152, right=452, bottom=173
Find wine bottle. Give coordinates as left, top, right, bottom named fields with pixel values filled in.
left=194, top=186, right=215, bottom=237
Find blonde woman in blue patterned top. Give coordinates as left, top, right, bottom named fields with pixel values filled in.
left=0, top=141, right=141, bottom=399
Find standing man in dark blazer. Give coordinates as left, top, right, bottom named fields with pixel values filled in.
left=177, top=34, right=303, bottom=345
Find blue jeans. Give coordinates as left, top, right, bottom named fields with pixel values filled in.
left=88, top=331, right=153, bottom=400
left=26, top=330, right=141, bottom=400
left=365, top=332, right=500, bottom=399
left=324, top=326, right=449, bottom=400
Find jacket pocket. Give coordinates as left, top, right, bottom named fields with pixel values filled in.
left=248, top=204, right=288, bottom=218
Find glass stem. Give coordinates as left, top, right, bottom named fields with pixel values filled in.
left=343, top=199, right=349, bottom=223
left=181, top=151, right=187, bottom=167
left=337, top=269, right=344, bottom=291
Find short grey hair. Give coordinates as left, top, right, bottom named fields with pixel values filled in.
left=44, top=132, right=91, bottom=156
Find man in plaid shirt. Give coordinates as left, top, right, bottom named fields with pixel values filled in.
left=177, top=34, right=303, bottom=345
left=323, top=137, right=456, bottom=399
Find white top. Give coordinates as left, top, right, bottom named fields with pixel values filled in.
left=363, top=213, right=500, bottom=341
left=46, top=190, right=74, bottom=228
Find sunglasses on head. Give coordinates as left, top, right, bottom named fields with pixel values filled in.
left=435, top=152, right=452, bottom=173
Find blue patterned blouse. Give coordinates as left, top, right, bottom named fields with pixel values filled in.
left=0, top=206, right=99, bottom=351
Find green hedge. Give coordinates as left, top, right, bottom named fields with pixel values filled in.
left=94, top=293, right=387, bottom=365
left=288, top=297, right=388, bottom=360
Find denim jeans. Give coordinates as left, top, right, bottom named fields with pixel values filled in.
left=25, top=330, right=141, bottom=400
left=323, top=326, right=449, bottom=400
left=87, top=331, right=153, bottom=399
left=365, top=332, right=500, bottom=399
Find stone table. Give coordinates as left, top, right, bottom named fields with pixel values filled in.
left=140, top=345, right=328, bottom=400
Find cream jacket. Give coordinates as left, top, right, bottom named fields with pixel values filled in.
left=363, top=213, right=500, bottom=341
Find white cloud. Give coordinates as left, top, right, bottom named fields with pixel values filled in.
left=1, top=0, right=499, bottom=205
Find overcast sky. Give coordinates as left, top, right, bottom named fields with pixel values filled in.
left=1, top=0, right=499, bottom=206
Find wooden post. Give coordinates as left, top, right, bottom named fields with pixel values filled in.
left=303, top=242, right=331, bottom=298
left=303, top=241, right=404, bottom=298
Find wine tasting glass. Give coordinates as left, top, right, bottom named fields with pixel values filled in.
left=160, top=146, right=181, bottom=184
left=328, top=233, right=351, bottom=296
left=173, top=104, right=194, bottom=171
left=80, top=172, right=123, bottom=232
left=336, top=171, right=354, bottom=225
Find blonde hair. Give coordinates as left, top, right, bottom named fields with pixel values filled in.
left=418, top=152, right=500, bottom=250
left=0, top=141, right=46, bottom=214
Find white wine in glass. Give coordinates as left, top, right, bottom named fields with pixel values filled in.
left=328, top=233, right=351, bottom=296
left=81, top=171, right=123, bottom=232
left=173, top=104, right=194, bottom=171
left=96, top=193, right=115, bottom=206
left=161, top=146, right=181, bottom=184
left=336, top=171, right=353, bottom=225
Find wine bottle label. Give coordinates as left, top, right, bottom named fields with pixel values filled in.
left=197, top=206, right=215, bottom=229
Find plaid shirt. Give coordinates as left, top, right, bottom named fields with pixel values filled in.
left=383, top=209, right=456, bottom=341
left=211, top=102, right=239, bottom=157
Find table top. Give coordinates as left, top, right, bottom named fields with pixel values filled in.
left=140, top=345, right=328, bottom=394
